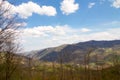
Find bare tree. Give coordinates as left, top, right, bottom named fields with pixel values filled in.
left=0, top=0, right=23, bottom=80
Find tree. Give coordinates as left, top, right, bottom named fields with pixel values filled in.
left=0, top=0, right=23, bottom=80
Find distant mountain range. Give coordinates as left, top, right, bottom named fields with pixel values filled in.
left=27, top=40, right=120, bottom=64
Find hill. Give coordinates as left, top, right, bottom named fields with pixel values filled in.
left=27, top=40, right=120, bottom=64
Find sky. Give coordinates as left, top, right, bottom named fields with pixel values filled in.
left=3, top=0, right=120, bottom=51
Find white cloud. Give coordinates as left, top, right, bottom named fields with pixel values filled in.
left=14, top=22, right=27, bottom=27
left=112, top=0, right=120, bottom=8
left=15, top=1, right=57, bottom=18
left=88, top=2, right=95, bottom=8
left=22, top=25, right=91, bottom=38
left=22, top=25, right=69, bottom=37
left=20, top=25, right=120, bottom=51
left=60, top=0, right=79, bottom=15
left=1, top=1, right=57, bottom=19
left=81, top=28, right=91, bottom=32
left=103, top=21, right=120, bottom=26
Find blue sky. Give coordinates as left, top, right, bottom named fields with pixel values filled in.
left=5, top=0, right=120, bottom=51
left=9, top=0, right=120, bottom=28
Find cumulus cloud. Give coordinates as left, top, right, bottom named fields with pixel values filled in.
left=15, top=1, right=57, bottom=18
left=88, top=2, right=95, bottom=8
left=14, top=22, right=27, bottom=27
left=20, top=25, right=120, bottom=51
left=112, top=0, right=120, bottom=8
left=60, top=0, right=79, bottom=15
left=81, top=28, right=91, bottom=32
left=22, top=25, right=69, bottom=37
left=1, top=1, right=57, bottom=19
left=22, top=25, right=91, bottom=37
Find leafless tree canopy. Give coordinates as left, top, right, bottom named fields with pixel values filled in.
left=0, top=1, right=23, bottom=80
left=0, top=0, right=22, bottom=53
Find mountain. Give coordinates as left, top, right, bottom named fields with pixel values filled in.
left=28, top=40, right=120, bottom=64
